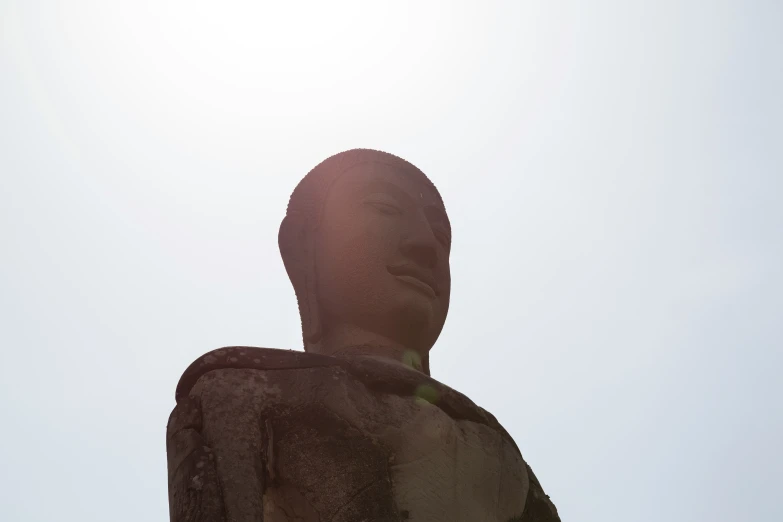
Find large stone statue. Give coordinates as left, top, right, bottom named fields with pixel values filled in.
left=166, top=149, right=561, bottom=521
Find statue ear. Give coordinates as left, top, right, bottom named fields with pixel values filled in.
left=279, top=214, right=322, bottom=349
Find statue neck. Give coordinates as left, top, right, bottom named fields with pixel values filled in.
left=309, top=324, right=430, bottom=375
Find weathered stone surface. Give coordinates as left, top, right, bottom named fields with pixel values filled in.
left=167, top=347, right=560, bottom=521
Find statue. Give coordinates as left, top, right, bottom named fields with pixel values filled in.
left=166, top=149, right=561, bottom=521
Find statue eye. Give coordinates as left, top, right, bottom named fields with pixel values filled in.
left=365, top=201, right=401, bottom=216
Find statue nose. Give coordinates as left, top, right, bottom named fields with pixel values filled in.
left=400, top=228, right=438, bottom=269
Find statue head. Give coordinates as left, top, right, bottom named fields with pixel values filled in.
left=279, top=149, right=451, bottom=375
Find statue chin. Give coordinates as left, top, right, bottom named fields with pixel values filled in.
left=396, top=289, right=437, bottom=323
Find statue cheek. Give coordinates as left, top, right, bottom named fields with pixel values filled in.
left=351, top=228, right=400, bottom=265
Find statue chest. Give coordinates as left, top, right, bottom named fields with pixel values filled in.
left=188, top=366, right=529, bottom=522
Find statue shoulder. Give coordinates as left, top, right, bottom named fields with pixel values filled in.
left=173, top=347, right=526, bottom=462
left=518, top=462, right=561, bottom=521
left=174, top=346, right=341, bottom=401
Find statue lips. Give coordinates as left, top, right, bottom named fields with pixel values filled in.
left=387, top=264, right=439, bottom=299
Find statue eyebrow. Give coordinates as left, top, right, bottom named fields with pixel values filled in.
left=355, top=178, right=449, bottom=227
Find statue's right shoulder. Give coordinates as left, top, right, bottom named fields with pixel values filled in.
left=174, top=346, right=344, bottom=402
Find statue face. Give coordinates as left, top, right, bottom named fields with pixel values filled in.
left=314, top=161, right=451, bottom=353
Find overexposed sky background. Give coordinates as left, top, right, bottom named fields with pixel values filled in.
left=1, top=1, right=781, bottom=520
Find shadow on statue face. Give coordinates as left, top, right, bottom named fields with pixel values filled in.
left=315, top=161, right=452, bottom=354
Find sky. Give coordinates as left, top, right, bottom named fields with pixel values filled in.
left=1, top=1, right=781, bottom=520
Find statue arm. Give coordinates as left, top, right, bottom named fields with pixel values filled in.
left=166, top=395, right=228, bottom=522
left=168, top=367, right=270, bottom=522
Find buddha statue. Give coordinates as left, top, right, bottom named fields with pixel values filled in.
left=166, top=149, right=561, bottom=521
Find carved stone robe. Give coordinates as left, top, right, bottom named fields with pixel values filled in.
left=167, top=347, right=560, bottom=522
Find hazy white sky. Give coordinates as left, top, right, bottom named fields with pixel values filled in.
left=1, top=1, right=781, bottom=520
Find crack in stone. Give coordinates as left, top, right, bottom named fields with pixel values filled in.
left=328, top=479, right=380, bottom=522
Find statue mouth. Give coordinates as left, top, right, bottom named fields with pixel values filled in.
left=387, top=265, right=439, bottom=298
